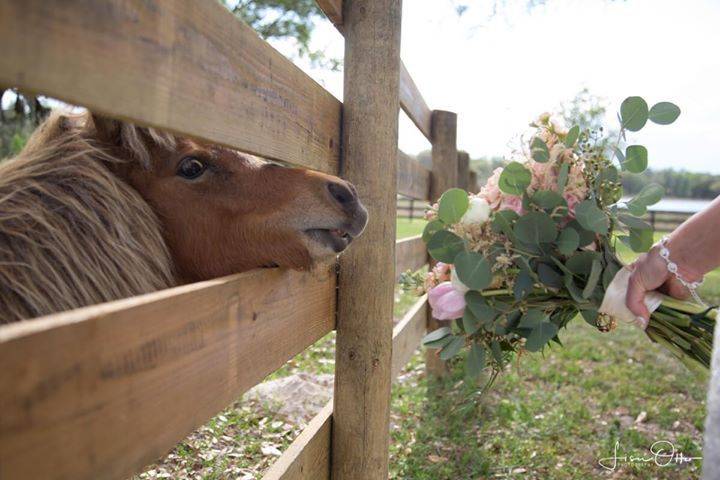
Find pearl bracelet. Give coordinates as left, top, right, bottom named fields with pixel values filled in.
left=658, top=236, right=706, bottom=306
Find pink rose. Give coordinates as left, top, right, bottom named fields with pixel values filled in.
left=479, top=167, right=503, bottom=209
left=499, top=194, right=524, bottom=215
left=428, top=281, right=466, bottom=320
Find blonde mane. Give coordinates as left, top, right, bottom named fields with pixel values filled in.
left=0, top=112, right=176, bottom=323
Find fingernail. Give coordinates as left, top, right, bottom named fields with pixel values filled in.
left=635, top=316, right=648, bottom=330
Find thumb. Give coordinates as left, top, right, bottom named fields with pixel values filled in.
left=626, top=269, right=650, bottom=325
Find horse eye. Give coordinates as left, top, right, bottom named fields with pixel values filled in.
left=177, top=157, right=206, bottom=179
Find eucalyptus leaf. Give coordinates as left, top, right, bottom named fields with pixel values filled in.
left=519, top=309, right=547, bottom=329
left=582, top=259, right=602, bottom=299
left=623, top=145, right=648, bottom=173
left=513, top=211, right=558, bottom=245
left=422, top=219, right=444, bottom=243
left=566, top=251, right=601, bottom=275
left=537, top=263, right=563, bottom=289
left=629, top=183, right=664, bottom=208
left=620, top=96, right=649, bottom=132
left=531, top=137, right=550, bottom=163
left=564, top=274, right=585, bottom=303
left=602, top=262, right=620, bottom=289
left=612, top=146, right=625, bottom=163
left=564, top=125, right=580, bottom=147
left=574, top=200, right=609, bottom=235
left=649, top=102, right=681, bottom=125
left=580, top=309, right=598, bottom=327
left=438, top=188, right=469, bottom=224
left=532, top=190, right=565, bottom=210
left=454, top=251, right=492, bottom=290
left=556, top=228, right=580, bottom=256
left=462, top=309, right=480, bottom=335
left=465, top=291, right=498, bottom=321
left=422, top=327, right=452, bottom=345
left=525, top=321, right=559, bottom=352
left=629, top=227, right=654, bottom=252
left=491, top=340, right=504, bottom=365
left=492, top=209, right=519, bottom=239
left=514, top=269, right=534, bottom=300
left=427, top=230, right=465, bottom=263
left=557, top=162, right=569, bottom=194
left=618, top=213, right=652, bottom=230
left=440, top=336, right=465, bottom=360
left=466, top=343, right=486, bottom=378
left=424, top=335, right=454, bottom=349
left=499, top=162, right=532, bottom=195
left=567, top=220, right=596, bottom=247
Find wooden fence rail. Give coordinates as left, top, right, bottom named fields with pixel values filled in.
left=0, top=0, right=459, bottom=479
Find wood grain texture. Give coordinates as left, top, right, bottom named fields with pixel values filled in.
left=0, top=267, right=335, bottom=480
left=426, top=110, right=458, bottom=377
left=395, top=236, right=427, bottom=280
left=391, top=296, right=428, bottom=379
left=0, top=0, right=341, bottom=174
left=263, top=402, right=332, bottom=480
left=399, top=62, right=433, bottom=141
left=264, top=295, right=429, bottom=480
left=469, top=170, right=479, bottom=193
left=315, top=0, right=343, bottom=29
left=397, top=150, right=431, bottom=200
left=331, top=1, right=402, bottom=478
left=457, top=151, right=470, bottom=191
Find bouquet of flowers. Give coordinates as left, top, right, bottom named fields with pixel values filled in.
left=404, top=96, right=715, bottom=387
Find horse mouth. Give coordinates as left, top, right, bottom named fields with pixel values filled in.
left=304, top=228, right=354, bottom=253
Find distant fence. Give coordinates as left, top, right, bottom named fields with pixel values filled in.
left=0, top=1, right=466, bottom=479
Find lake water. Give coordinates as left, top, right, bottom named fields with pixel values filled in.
left=635, top=197, right=712, bottom=213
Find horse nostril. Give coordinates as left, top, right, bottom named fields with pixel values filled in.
left=327, top=181, right=357, bottom=207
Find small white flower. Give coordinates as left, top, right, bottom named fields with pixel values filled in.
left=451, top=268, right=469, bottom=294
left=461, top=197, right=491, bottom=225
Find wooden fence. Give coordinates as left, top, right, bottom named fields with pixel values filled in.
left=0, top=1, right=465, bottom=479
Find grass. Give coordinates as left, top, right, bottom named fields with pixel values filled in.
left=137, top=218, right=712, bottom=479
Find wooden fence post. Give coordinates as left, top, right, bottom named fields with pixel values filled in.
left=469, top=170, right=478, bottom=193
left=457, top=151, right=469, bottom=191
left=426, top=110, right=458, bottom=377
left=331, top=1, right=402, bottom=479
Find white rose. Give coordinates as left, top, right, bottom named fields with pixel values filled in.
left=461, top=197, right=491, bottom=225
left=451, top=268, right=469, bottom=294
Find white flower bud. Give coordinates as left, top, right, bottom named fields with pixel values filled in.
left=461, top=197, right=491, bottom=225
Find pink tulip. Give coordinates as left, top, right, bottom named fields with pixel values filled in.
left=428, top=281, right=466, bottom=320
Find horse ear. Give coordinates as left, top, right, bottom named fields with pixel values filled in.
left=90, top=113, right=123, bottom=146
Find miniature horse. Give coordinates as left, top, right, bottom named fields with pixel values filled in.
left=0, top=111, right=367, bottom=323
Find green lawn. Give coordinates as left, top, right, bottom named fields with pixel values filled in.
left=138, top=217, right=712, bottom=480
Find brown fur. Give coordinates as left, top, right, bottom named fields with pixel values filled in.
left=0, top=111, right=367, bottom=323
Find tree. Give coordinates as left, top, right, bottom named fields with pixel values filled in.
left=226, top=0, right=340, bottom=70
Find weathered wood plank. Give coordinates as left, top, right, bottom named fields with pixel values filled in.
left=263, top=402, right=332, bottom=480
left=391, top=296, right=428, bottom=379
left=0, top=0, right=341, bottom=173
left=399, top=63, right=433, bottom=141
left=316, top=0, right=343, bottom=29
left=426, top=110, right=458, bottom=377
left=0, top=267, right=336, bottom=480
left=395, top=236, right=427, bottom=280
left=397, top=150, right=431, bottom=200
left=263, top=295, right=429, bottom=480
left=332, top=0, right=402, bottom=478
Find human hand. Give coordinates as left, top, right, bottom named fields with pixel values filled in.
left=626, top=245, right=694, bottom=328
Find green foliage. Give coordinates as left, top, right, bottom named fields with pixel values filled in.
left=574, top=200, right=609, bottom=234
left=620, top=96, right=649, bottom=132
left=556, top=228, right=579, bottom=256
left=427, top=230, right=465, bottom=263
left=498, top=161, right=531, bottom=195
left=564, top=125, right=580, bottom=147
left=513, top=211, right=557, bottom=245
left=649, top=102, right=681, bottom=125
left=626, top=183, right=664, bottom=215
left=438, top=188, right=469, bottom=223
left=623, top=145, right=648, bottom=173
left=454, top=251, right=492, bottom=290
left=530, top=137, right=549, bottom=163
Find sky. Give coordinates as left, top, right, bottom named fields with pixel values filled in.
left=270, top=0, right=720, bottom=174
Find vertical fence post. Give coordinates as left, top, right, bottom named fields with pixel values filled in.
left=409, top=198, right=415, bottom=220
left=469, top=170, right=478, bottom=193
left=457, top=151, right=469, bottom=191
left=426, top=110, right=458, bottom=377
left=331, top=1, right=402, bottom=478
